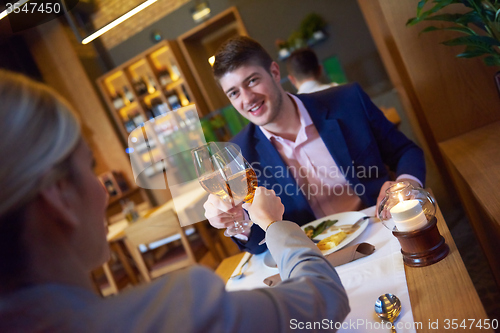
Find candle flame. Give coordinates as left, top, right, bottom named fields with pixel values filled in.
left=398, top=193, right=404, bottom=203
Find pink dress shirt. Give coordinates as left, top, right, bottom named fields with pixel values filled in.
left=259, top=94, right=363, bottom=219
left=259, top=94, right=422, bottom=219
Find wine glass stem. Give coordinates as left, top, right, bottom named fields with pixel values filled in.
left=233, top=220, right=243, bottom=232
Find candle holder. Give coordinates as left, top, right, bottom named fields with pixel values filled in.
left=378, top=182, right=449, bottom=267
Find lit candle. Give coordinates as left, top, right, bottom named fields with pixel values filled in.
left=390, top=194, right=427, bottom=232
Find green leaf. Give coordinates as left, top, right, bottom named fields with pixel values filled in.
left=418, top=0, right=455, bottom=21
left=442, top=35, right=500, bottom=47
left=483, top=55, right=500, bottom=65
left=420, top=26, right=442, bottom=34
left=420, top=13, right=465, bottom=23
left=443, top=26, right=478, bottom=35
left=406, top=17, right=420, bottom=26
left=492, top=22, right=500, bottom=40
left=417, top=0, right=428, bottom=17
left=460, top=0, right=474, bottom=8
left=456, top=51, right=486, bottom=57
left=456, top=10, right=488, bottom=31
left=480, top=1, right=496, bottom=11
left=420, top=25, right=478, bottom=36
left=456, top=45, right=491, bottom=57
left=483, top=9, right=497, bottom=21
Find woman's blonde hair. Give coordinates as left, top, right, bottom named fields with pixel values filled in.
left=0, top=70, right=81, bottom=217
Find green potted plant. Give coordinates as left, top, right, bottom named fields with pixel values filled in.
left=406, top=0, right=500, bottom=67
left=288, top=30, right=307, bottom=50
left=275, top=39, right=291, bottom=59
left=300, top=13, right=327, bottom=42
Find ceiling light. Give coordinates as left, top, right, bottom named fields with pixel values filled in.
left=0, top=0, right=30, bottom=21
left=191, top=1, right=211, bottom=23
left=82, top=0, right=157, bottom=44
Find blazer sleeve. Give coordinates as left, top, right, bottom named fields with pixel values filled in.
left=231, top=223, right=268, bottom=254
left=354, top=84, right=426, bottom=185
left=98, top=221, right=350, bottom=333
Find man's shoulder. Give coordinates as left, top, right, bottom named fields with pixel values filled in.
left=230, top=123, right=261, bottom=158
left=297, top=82, right=361, bottom=104
left=295, top=82, right=365, bottom=118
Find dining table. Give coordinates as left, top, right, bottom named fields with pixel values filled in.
left=215, top=203, right=493, bottom=333
left=107, top=180, right=209, bottom=243
left=106, top=180, right=213, bottom=285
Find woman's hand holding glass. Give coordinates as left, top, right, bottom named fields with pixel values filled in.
left=242, top=187, right=284, bottom=231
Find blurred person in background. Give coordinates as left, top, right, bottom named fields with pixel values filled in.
left=0, top=70, right=349, bottom=332
left=286, top=48, right=338, bottom=94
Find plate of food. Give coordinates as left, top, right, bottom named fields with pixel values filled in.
left=301, top=211, right=369, bottom=256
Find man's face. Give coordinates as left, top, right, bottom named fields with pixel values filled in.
left=219, top=62, right=284, bottom=127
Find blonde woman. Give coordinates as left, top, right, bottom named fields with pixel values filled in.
left=0, top=70, right=349, bottom=332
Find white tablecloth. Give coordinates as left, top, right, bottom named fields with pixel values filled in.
left=226, top=206, right=416, bottom=333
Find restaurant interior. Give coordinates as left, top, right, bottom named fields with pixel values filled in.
left=1, top=0, right=499, bottom=329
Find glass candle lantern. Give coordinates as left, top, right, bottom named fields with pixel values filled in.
left=378, top=182, right=449, bottom=267
left=378, top=182, right=436, bottom=232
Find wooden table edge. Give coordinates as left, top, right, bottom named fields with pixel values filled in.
left=215, top=252, right=245, bottom=283
left=403, top=200, right=491, bottom=332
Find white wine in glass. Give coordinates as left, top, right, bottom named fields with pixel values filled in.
left=192, top=142, right=257, bottom=236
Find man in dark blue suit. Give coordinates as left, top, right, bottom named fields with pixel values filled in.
left=203, top=37, right=425, bottom=254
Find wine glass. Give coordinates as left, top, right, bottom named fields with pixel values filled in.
left=192, top=142, right=258, bottom=236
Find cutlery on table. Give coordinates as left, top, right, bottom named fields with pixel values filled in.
left=375, top=293, right=402, bottom=333
left=229, top=253, right=253, bottom=280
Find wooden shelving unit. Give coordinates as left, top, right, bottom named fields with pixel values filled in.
left=97, top=41, right=208, bottom=204
left=97, top=40, right=209, bottom=140
left=178, top=7, right=248, bottom=113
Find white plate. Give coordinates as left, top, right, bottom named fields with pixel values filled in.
left=301, top=211, right=369, bottom=255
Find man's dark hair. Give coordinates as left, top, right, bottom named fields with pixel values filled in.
left=286, top=48, right=321, bottom=82
left=213, top=36, right=274, bottom=80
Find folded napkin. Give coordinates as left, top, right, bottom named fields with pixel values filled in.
left=263, top=242, right=375, bottom=287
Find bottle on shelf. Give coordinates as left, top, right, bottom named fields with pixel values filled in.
left=145, top=107, right=155, bottom=120
left=121, top=199, right=139, bottom=223
left=182, top=85, right=191, bottom=103
left=104, top=179, right=118, bottom=197
left=121, top=91, right=131, bottom=106
left=131, top=110, right=145, bottom=127
left=133, top=77, right=148, bottom=96
left=145, top=75, right=156, bottom=94
left=171, top=64, right=181, bottom=79
left=150, top=97, right=170, bottom=117
left=158, top=67, right=173, bottom=87
left=123, top=86, right=135, bottom=103
left=124, top=115, right=136, bottom=133
left=112, top=92, right=125, bottom=110
left=167, top=92, right=182, bottom=110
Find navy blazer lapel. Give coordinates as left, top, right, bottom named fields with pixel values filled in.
left=253, top=128, right=294, bottom=188
left=252, top=127, right=313, bottom=209
left=254, top=128, right=282, bottom=168
left=297, top=95, right=357, bottom=185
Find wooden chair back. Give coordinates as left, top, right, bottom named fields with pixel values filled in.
left=124, top=209, right=196, bottom=282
